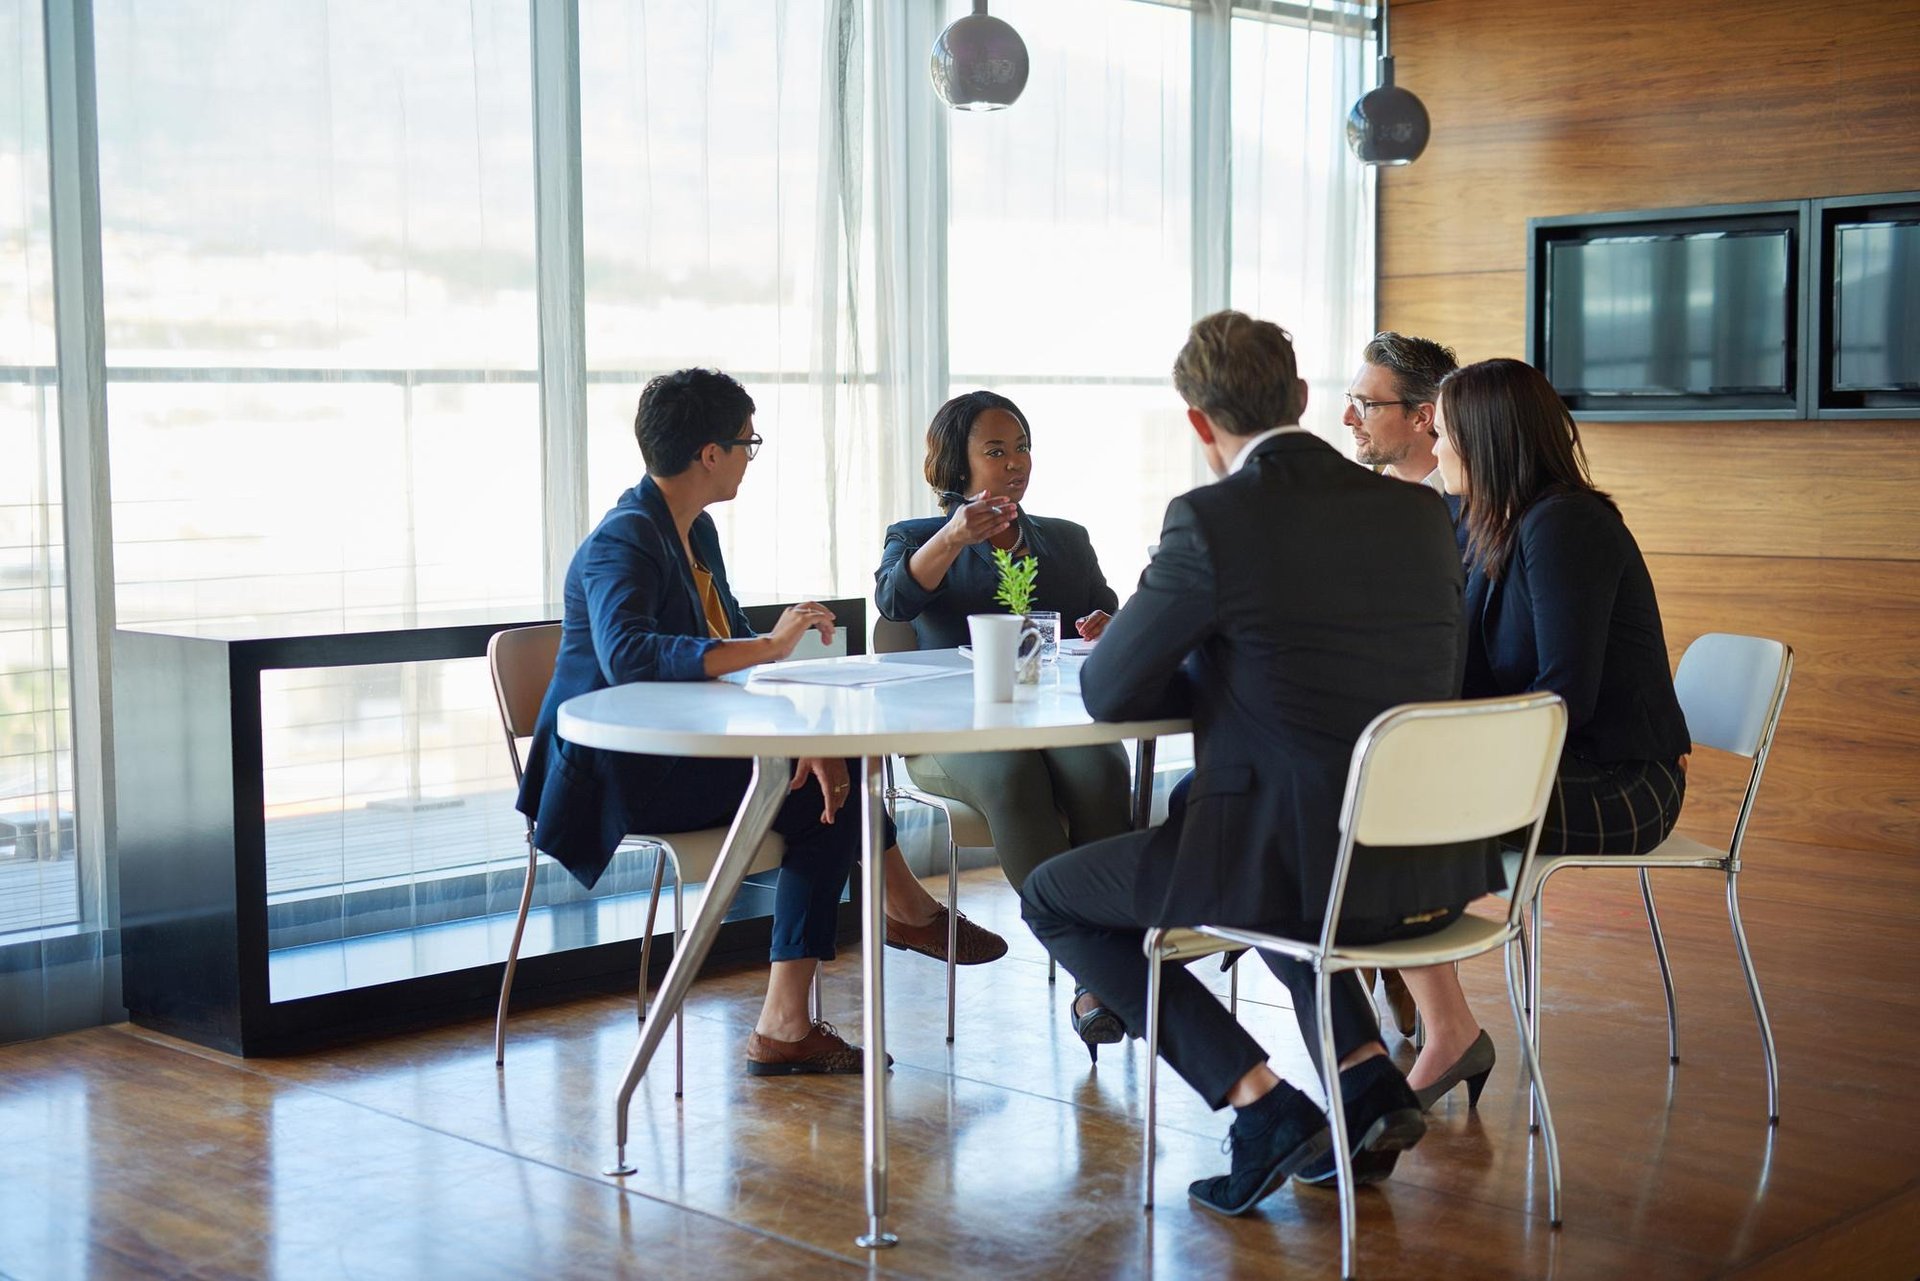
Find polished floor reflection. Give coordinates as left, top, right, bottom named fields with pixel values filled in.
left=2, top=834, right=1916, bottom=1279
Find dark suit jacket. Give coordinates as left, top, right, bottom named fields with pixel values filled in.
left=1081, top=432, right=1501, bottom=929
left=515, top=477, right=754, bottom=888
left=1463, top=487, right=1689, bottom=764
left=874, top=513, right=1119, bottom=648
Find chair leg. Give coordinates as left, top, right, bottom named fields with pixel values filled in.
left=1526, top=888, right=1544, bottom=1133
left=1639, top=868, right=1680, bottom=1064
left=494, top=834, right=540, bottom=1067
left=672, top=875, right=685, bottom=1100
left=1228, top=952, right=1240, bottom=1018
left=946, top=837, right=960, bottom=1044
left=637, top=849, right=668, bottom=1026
left=1048, top=956, right=1056, bottom=984
left=1505, top=937, right=1563, bottom=1225
left=1316, top=965, right=1358, bottom=1279
left=810, top=966, right=823, bottom=1023
left=1727, top=868, right=1781, bottom=1123
left=1142, top=935, right=1165, bottom=1211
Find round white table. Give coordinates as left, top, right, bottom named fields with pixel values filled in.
left=557, top=647, right=1188, bottom=1249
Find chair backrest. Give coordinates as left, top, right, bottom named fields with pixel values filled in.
left=487, top=624, right=563, bottom=782
left=1673, top=632, right=1792, bottom=759
left=873, top=617, right=918, bottom=654
left=1325, top=693, right=1568, bottom=940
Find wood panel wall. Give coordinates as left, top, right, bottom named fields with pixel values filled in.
left=1379, top=0, right=1920, bottom=856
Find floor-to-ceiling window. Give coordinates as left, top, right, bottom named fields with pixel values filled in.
left=3, top=0, right=1373, bottom=1041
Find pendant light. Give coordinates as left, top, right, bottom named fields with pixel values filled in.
left=1346, top=0, right=1430, bottom=165
left=930, top=1, right=1029, bottom=112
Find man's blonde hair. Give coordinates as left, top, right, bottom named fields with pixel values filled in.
left=1171, top=310, right=1303, bottom=437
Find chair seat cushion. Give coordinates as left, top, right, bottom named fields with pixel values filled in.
left=651, top=828, right=787, bottom=884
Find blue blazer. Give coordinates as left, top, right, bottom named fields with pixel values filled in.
left=515, top=477, right=754, bottom=888
left=1463, top=488, right=1690, bottom=765
left=874, top=513, right=1119, bottom=648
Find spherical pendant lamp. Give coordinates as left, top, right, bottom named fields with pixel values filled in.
left=930, top=1, right=1029, bottom=112
left=1346, top=0, right=1430, bottom=165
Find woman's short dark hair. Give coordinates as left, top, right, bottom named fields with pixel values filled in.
left=924, top=390, right=1032, bottom=510
left=1439, top=358, right=1614, bottom=579
left=634, top=368, right=757, bottom=477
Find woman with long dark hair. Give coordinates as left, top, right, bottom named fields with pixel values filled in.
left=874, top=390, right=1134, bottom=1054
left=1401, top=358, right=1691, bottom=1110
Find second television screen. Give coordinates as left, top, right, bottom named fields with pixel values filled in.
left=1547, top=230, right=1791, bottom=397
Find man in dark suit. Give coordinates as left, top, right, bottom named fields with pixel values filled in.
left=1021, top=311, right=1500, bottom=1216
left=519, top=368, right=998, bottom=1076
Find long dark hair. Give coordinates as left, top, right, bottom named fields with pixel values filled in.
left=924, top=390, right=1032, bottom=511
left=1439, top=358, right=1614, bottom=579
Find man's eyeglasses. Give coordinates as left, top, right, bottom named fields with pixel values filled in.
left=1344, top=394, right=1415, bottom=416
left=716, top=434, right=764, bottom=460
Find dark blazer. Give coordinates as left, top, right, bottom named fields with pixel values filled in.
left=874, top=512, right=1119, bottom=649
left=1081, top=432, right=1501, bottom=929
left=1463, top=487, right=1689, bottom=764
left=515, top=477, right=754, bottom=888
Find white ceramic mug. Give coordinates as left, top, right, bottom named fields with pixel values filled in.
left=968, top=613, right=1041, bottom=703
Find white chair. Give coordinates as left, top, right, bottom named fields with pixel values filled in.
left=1517, top=632, right=1793, bottom=1123
left=1141, top=693, right=1570, bottom=1278
left=486, top=624, right=793, bottom=1085
left=871, top=617, right=1051, bottom=1041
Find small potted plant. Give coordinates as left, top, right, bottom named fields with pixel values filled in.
left=991, top=547, right=1043, bottom=683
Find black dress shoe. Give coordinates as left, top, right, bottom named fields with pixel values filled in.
left=1296, top=1054, right=1427, bottom=1187
left=1187, top=1082, right=1333, bottom=1217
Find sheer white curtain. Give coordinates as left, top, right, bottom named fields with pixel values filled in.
left=1228, top=0, right=1376, bottom=451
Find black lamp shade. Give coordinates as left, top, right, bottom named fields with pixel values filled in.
left=1346, top=58, right=1430, bottom=165
left=930, top=10, right=1029, bottom=111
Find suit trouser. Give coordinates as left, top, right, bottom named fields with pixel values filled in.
left=629, top=757, right=889, bottom=963
left=904, top=743, right=1131, bottom=891
left=1020, top=828, right=1460, bottom=1110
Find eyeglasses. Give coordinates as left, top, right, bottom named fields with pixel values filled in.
left=715, top=434, right=764, bottom=460
left=1344, top=393, right=1416, bottom=416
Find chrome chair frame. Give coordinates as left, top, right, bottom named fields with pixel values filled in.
left=1141, top=694, right=1570, bottom=1278
left=487, top=625, right=803, bottom=1083
left=1517, top=633, right=1793, bottom=1125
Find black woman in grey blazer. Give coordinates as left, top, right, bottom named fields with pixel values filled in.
left=873, top=391, right=1132, bottom=893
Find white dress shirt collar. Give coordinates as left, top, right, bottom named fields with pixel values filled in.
left=1227, top=425, right=1311, bottom=475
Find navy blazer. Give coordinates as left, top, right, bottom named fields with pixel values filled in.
left=1080, top=433, right=1500, bottom=928
left=874, top=512, right=1119, bottom=648
left=1463, top=488, right=1690, bottom=765
left=515, top=477, right=754, bottom=888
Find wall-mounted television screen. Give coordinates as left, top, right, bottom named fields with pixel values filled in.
left=1831, top=220, right=1920, bottom=392
left=1529, top=202, right=1805, bottom=419
left=1546, top=231, right=1791, bottom=396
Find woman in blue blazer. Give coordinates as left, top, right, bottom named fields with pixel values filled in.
left=520, top=370, right=1004, bottom=1077
left=874, top=391, right=1133, bottom=1047
left=1400, top=358, right=1692, bottom=1111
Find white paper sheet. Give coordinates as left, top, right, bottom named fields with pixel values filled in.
left=750, top=660, right=959, bottom=688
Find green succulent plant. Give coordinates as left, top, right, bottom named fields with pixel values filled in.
left=991, top=546, right=1040, bottom=616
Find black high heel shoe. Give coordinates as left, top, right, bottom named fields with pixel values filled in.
left=1413, top=1029, right=1497, bottom=1112
left=1070, top=986, right=1125, bottom=1062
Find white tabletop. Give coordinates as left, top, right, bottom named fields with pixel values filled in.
left=557, top=648, right=1188, bottom=758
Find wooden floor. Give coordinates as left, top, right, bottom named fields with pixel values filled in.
left=3, top=835, right=1918, bottom=1280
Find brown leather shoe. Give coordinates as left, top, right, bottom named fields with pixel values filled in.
left=885, top=905, right=1008, bottom=966
left=1380, top=968, right=1419, bottom=1038
left=746, top=1020, right=887, bottom=1076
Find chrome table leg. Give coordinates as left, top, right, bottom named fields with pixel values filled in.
left=605, top=755, right=789, bottom=1177
left=856, top=755, right=899, bottom=1249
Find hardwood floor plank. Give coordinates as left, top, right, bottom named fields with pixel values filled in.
left=4, top=855, right=1916, bottom=1279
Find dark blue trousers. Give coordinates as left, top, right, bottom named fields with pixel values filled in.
left=628, top=757, right=892, bottom=963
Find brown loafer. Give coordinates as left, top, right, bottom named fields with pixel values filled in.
left=885, top=905, right=1008, bottom=966
left=746, top=1020, right=888, bottom=1076
left=1381, top=968, right=1419, bottom=1038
